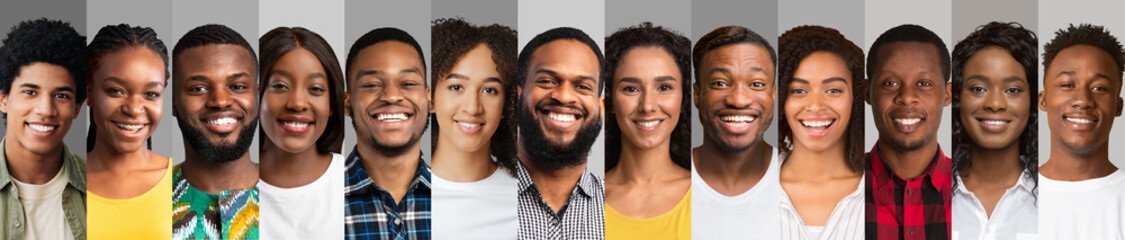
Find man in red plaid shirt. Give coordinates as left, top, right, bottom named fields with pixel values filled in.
left=863, top=24, right=953, bottom=240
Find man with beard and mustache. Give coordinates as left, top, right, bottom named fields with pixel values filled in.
left=342, top=28, right=432, bottom=240
left=689, top=26, right=781, bottom=240
left=514, top=27, right=605, bottom=239
left=170, top=24, right=261, bottom=239
left=864, top=24, right=952, bottom=240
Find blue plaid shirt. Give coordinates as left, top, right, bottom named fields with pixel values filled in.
left=344, top=148, right=432, bottom=240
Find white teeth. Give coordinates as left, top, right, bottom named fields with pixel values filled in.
left=636, top=120, right=661, bottom=128
left=457, top=122, right=481, bottom=128
left=281, top=121, right=310, bottom=129
left=377, top=113, right=408, bottom=122
left=981, top=120, right=1009, bottom=126
left=548, top=112, right=577, bottom=122
left=801, top=120, right=833, bottom=128
left=115, top=123, right=144, bottom=131
left=894, top=118, right=921, bottom=125
left=208, top=117, right=236, bottom=126
left=720, top=115, right=756, bottom=123
left=27, top=124, right=55, bottom=133
left=1065, top=117, right=1094, bottom=124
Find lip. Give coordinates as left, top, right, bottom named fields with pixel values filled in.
left=632, top=118, right=665, bottom=132
left=111, top=120, right=150, bottom=137
left=539, top=106, right=584, bottom=131
left=370, top=108, right=415, bottom=129
left=25, top=121, right=59, bottom=138
left=1062, top=113, right=1097, bottom=131
left=715, top=110, right=758, bottom=134
left=888, top=110, right=925, bottom=133
left=201, top=112, right=242, bottom=134
left=797, top=116, right=836, bottom=138
left=975, top=117, right=1012, bottom=133
left=278, top=115, right=314, bottom=135
left=453, top=118, right=484, bottom=135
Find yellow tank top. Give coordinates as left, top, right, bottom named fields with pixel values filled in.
left=87, top=157, right=173, bottom=240
left=605, top=187, right=692, bottom=240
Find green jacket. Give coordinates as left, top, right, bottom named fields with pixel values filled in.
left=0, top=138, right=86, bottom=240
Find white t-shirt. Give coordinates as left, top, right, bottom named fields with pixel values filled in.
left=779, top=177, right=864, bottom=240
left=258, top=153, right=345, bottom=240
left=432, top=164, right=519, bottom=240
left=952, top=171, right=1037, bottom=240
left=11, top=166, right=72, bottom=240
left=692, top=148, right=780, bottom=240
left=1040, top=169, right=1125, bottom=239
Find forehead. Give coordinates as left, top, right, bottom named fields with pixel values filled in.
left=701, top=43, right=774, bottom=70
left=873, top=41, right=942, bottom=76
left=351, top=41, right=424, bottom=73
left=14, top=62, right=75, bottom=88
left=1047, top=44, right=1122, bottom=79
left=174, top=44, right=256, bottom=76
left=528, top=39, right=601, bottom=76
left=618, top=47, right=678, bottom=73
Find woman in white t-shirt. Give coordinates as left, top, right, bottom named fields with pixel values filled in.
left=429, top=18, right=520, bottom=240
left=950, top=22, right=1039, bottom=240
left=257, top=27, right=347, bottom=239
left=776, top=25, right=865, bottom=240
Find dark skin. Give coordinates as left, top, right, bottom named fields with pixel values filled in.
left=1039, top=45, right=1123, bottom=181
left=517, top=39, right=604, bottom=213
left=260, top=47, right=334, bottom=188
left=958, top=46, right=1029, bottom=217
left=346, top=41, right=430, bottom=204
left=867, top=41, right=951, bottom=179
left=691, top=43, right=775, bottom=196
left=87, top=47, right=170, bottom=198
left=0, top=62, right=80, bottom=184
left=173, top=44, right=260, bottom=193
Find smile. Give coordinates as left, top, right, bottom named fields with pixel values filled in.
left=1064, top=116, right=1095, bottom=124
left=376, top=113, right=409, bottom=122
left=894, top=117, right=921, bottom=126
left=208, top=117, right=237, bottom=126
left=548, top=112, right=577, bottom=122
left=720, top=115, right=756, bottom=124
left=27, top=123, right=56, bottom=133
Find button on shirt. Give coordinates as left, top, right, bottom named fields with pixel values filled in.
left=344, top=149, right=432, bottom=240
left=952, top=170, right=1037, bottom=240
left=516, top=162, right=604, bottom=240
left=865, top=143, right=952, bottom=240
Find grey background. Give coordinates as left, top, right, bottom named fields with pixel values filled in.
left=1038, top=0, right=1125, bottom=167
left=259, top=0, right=346, bottom=155
left=950, top=0, right=1038, bottom=163
left=346, top=0, right=432, bottom=163
left=605, top=0, right=690, bottom=173
left=778, top=0, right=864, bottom=151
left=87, top=0, right=171, bottom=161
left=864, top=0, right=952, bottom=153
left=0, top=0, right=87, bottom=157
left=519, top=0, right=605, bottom=177
left=171, top=0, right=259, bottom=164
left=690, top=0, right=779, bottom=150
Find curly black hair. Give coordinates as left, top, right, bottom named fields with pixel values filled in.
left=430, top=18, right=519, bottom=176
left=86, top=23, right=169, bottom=152
left=1043, top=23, right=1125, bottom=74
left=603, top=22, right=692, bottom=171
left=776, top=25, right=865, bottom=173
left=951, top=22, right=1039, bottom=192
left=172, top=24, right=257, bottom=73
left=0, top=18, right=88, bottom=120
left=867, top=24, right=951, bottom=83
left=692, top=25, right=777, bottom=83
left=258, top=27, right=346, bottom=155
left=517, top=27, right=604, bottom=94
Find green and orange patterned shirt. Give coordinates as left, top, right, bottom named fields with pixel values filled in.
left=172, top=164, right=259, bottom=239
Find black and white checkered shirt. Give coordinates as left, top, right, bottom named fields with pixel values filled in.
left=516, top=162, right=605, bottom=240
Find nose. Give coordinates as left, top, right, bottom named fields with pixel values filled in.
left=894, top=84, right=920, bottom=106
left=639, top=89, right=657, bottom=113
left=726, top=83, right=753, bottom=108
left=1072, top=86, right=1095, bottom=109
left=286, top=88, right=310, bottom=112
left=983, top=89, right=1006, bottom=112
left=379, top=83, right=405, bottom=103
left=123, top=94, right=146, bottom=116
left=463, top=90, right=482, bottom=115
left=32, top=93, right=58, bottom=117
left=805, top=91, right=826, bottom=113
left=207, top=86, right=234, bottom=109
left=551, top=82, right=579, bottom=104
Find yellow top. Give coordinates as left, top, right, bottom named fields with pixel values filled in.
left=605, top=187, right=691, bottom=240
left=87, top=157, right=173, bottom=240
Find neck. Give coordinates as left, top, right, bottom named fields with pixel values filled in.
left=4, top=138, right=63, bottom=184
left=1043, top=140, right=1115, bottom=181
left=87, top=140, right=158, bottom=173
left=182, top=146, right=258, bottom=194
left=517, top=138, right=587, bottom=212
left=694, top=137, right=773, bottom=180
left=784, top=140, right=855, bottom=179
left=614, top=139, right=678, bottom=183
left=965, top=142, right=1023, bottom=182
left=432, top=140, right=496, bottom=182
left=356, top=140, right=422, bottom=198
left=876, top=139, right=939, bottom=179
left=260, top=140, right=332, bottom=188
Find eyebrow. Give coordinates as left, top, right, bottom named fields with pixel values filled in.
left=1055, top=70, right=1111, bottom=81
left=356, top=68, right=424, bottom=79
left=18, top=83, right=40, bottom=89
left=791, top=77, right=847, bottom=84
left=536, top=69, right=596, bottom=82
left=105, top=77, right=164, bottom=88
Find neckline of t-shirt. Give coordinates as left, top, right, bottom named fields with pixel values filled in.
left=432, top=165, right=518, bottom=193
left=693, top=148, right=779, bottom=201
left=1040, top=169, right=1125, bottom=192
left=89, top=157, right=174, bottom=203
left=606, top=187, right=691, bottom=223
left=12, top=164, right=68, bottom=200
left=258, top=153, right=343, bottom=195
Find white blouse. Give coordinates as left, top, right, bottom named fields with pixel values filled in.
left=779, top=178, right=865, bottom=240
left=952, top=171, right=1038, bottom=240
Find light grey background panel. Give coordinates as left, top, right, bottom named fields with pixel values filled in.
left=432, top=0, right=517, bottom=29
left=864, top=0, right=952, bottom=153
left=519, top=0, right=605, bottom=177
left=690, top=0, right=779, bottom=149
left=0, top=0, right=87, bottom=157
left=172, top=0, right=259, bottom=164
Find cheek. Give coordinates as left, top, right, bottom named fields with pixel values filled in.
left=659, top=94, right=682, bottom=119
left=312, top=95, right=332, bottom=122
left=832, top=97, right=853, bottom=124
left=146, top=100, right=163, bottom=123
left=612, top=94, right=635, bottom=114
left=483, top=95, right=505, bottom=120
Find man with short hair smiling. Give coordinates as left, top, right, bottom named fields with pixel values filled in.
left=514, top=27, right=605, bottom=239
left=689, top=25, right=781, bottom=240
left=1038, top=24, right=1125, bottom=239
left=864, top=24, right=953, bottom=240
left=342, top=27, right=432, bottom=240
left=0, top=18, right=87, bottom=240
left=169, top=24, right=261, bottom=240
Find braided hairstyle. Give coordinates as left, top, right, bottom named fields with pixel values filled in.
left=86, top=24, right=169, bottom=152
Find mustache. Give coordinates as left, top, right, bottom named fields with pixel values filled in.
left=536, top=98, right=588, bottom=117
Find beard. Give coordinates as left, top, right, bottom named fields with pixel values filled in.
left=178, top=115, right=258, bottom=164
left=518, top=98, right=602, bottom=171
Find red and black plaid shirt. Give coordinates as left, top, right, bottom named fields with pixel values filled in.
left=864, top=142, right=952, bottom=240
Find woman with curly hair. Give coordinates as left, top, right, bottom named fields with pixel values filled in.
left=429, top=18, right=520, bottom=239
left=776, top=25, right=865, bottom=240
left=602, top=22, right=692, bottom=239
left=950, top=21, right=1038, bottom=239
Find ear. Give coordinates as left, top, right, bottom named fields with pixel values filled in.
left=1117, top=96, right=1123, bottom=117
left=427, top=85, right=434, bottom=114
left=599, top=94, right=606, bottom=118
left=0, top=93, right=8, bottom=114
left=1038, top=90, right=1047, bottom=112
left=943, top=81, right=952, bottom=107
left=864, top=78, right=873, bottom=105
left=344, top=91, right=352, bottom=117
left=693, top=80, right=701, bottom=108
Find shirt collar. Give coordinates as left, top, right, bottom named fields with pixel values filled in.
left=868, top=141, right=951, bottom=191
left=344, top=147, right=431, bottom=196
left=0, top=137, right=85, bottom=192
left=516, top=161, right=596, bottom=199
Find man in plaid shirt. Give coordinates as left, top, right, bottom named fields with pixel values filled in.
left=343, top=27, right=432, bottom=240
left=864, top=24, right=953, bottom=240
